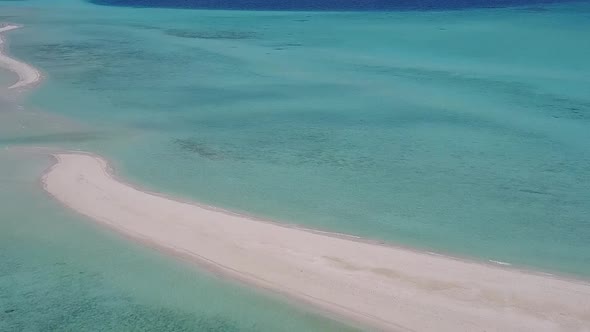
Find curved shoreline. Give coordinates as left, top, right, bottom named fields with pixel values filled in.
left=3, top=20, right=589, bottom=331
left=0, top=24, right=42, bottom=90
left=42, top=152, right=590, bottom=332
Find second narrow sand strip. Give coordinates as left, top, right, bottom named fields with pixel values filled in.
left=42, top=153, right=590, bottom=332
left=0, top=24, right=42, bottom=90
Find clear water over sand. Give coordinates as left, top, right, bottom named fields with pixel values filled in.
left=0, top=152, right=355, bottom=331
left=1, top=0, right=590, bottom=329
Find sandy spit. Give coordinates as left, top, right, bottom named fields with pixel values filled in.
left=0, top=24, right=42, bottom=90
left=42, top=152, right=590, bottom=332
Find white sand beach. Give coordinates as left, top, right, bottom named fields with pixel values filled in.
left=0, top=25, right=41, bottom=90
left=42, top=152, right=590, bottom=332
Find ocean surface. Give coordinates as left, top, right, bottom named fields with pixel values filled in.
left=89, top=0, right=573, bottom=11
left=1, top=0, right=590, bottom=329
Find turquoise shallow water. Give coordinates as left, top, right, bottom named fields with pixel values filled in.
left=3, top=0, right=590, bottom=272
left=0, top=152, right=355, bottom=331
left=1, top=0, right=590, bottom=328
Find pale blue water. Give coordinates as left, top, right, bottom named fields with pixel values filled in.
left=1, top=0, right=590, bottom=329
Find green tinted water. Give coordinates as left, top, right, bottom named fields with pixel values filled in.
left=0, top=3, right=356, bottom=331
left=0, top=0, right=589, bottom=329
left=0, top=151, right=355, bottom=331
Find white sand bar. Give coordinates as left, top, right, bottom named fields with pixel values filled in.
left=0, top=25, right=41, bottom=90
left=42, top=153, right=590, bottom=332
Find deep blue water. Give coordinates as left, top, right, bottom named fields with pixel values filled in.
left=89, top=0, right=577, bottom=11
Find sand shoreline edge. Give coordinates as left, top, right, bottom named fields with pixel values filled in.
left=40, top=152, right=590, bottom=332
left=0, top=24, right=42, bottom=90
left=36, top=148, right=590, bottom=285
left=39, top=152, right=400, bottom=331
